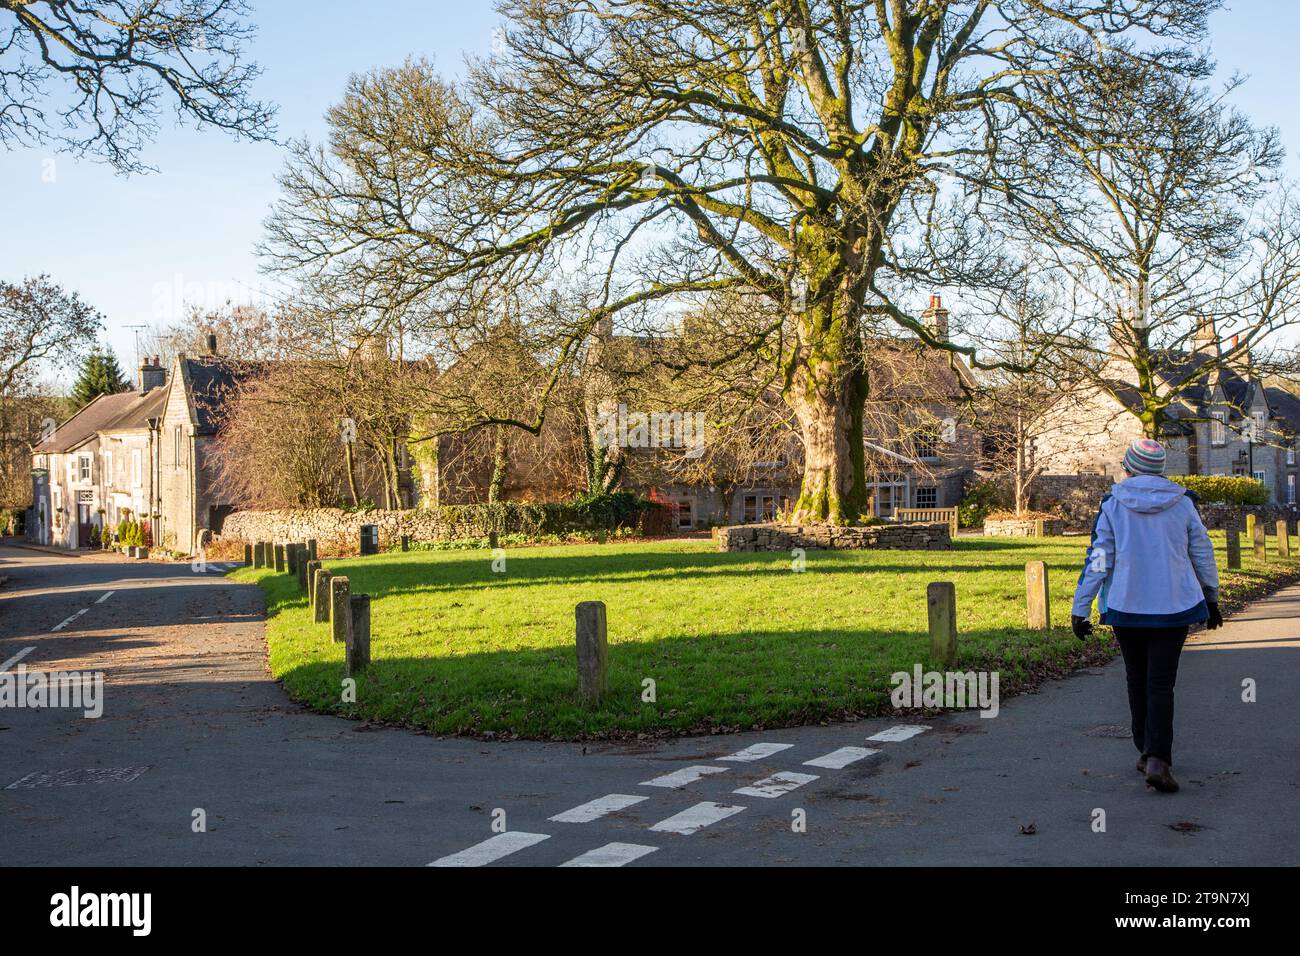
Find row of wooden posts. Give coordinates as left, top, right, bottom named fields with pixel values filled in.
left=244, top=538, right=371, bottom=675
left=926, top=519, right=1294, bottom=667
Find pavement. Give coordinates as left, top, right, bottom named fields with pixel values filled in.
left=0, top=541, right=1295, bottom=866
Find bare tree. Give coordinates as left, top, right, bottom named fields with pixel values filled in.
left=262, top=1, right=1219, bottom=524
left=0, top=0, right=275, bottom=172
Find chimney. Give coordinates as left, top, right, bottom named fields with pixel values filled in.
left=138, top=355, right=166, bottom=393
left=1191, top=316, right=1218, bottom=356
left=922, top=294, right=949, bottom=341
left=206, top=332, right=218, bottom=356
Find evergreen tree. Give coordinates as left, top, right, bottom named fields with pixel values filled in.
left=70, top=348, right=130, bottom=408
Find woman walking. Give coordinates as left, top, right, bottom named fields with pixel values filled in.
left=1071, top=438, right=1222, bottom=793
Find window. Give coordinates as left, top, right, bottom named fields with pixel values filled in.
left=915, top=433, right=939, bottom=460
left=1289, top=475, right=1296, bottom=505
left=78, top=455, right=91, bottom=482
left=1288, top=441, right=1296, bottom=466
left=916, top=487, right=938, bottom=508
left=1211, top=412, right=1227, bottom=447
left=173, top=425, right=183, bottom=468
left=104, top=450, right=112, bottom=484
left=132, top=449, right=142, bottom=488
left=1253, top=470, right=1266, bottom=489
left=742, top=494, right=779, bottom=522
left=676, top=500, right=693, bottom=529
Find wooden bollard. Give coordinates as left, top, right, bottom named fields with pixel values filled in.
left=274, top=543, right=286, bottom=573
left=305, top=560, right=321, bottom=605
left=1226, top=525, right=1241, bottom=570
left=1025, top=561, right=1050, bottom=630
left=330, top=576, right=351, bottom=644
left=1254, top=520, right=1267, bottom=560
left=1246, top=513, right=1256, bottom=543
left=253, top=542, right=265, bottom=569
left=286, top=543, right=299, bottom=575
left=927, top=581, right=957, bottom=667
left=488, top=530, right=499, bottom=550
left=575, top=601, right=608, bottom=704
left=307, top=539, right=318, bottom=562
left=1034, top=517, right=1045, bottom=538
left=297, top=552, right=310, bottom=591
left=346, top=594, right=371, bottom=675
left=244, top=543, right=252, bottom=566
left=313, top=568, right=332, bottom=623
left=400, top=534, right=411, bottom=552
left=1277, top=519, right=1291, bottom=558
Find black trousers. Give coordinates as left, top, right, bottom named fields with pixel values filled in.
left=1113, top=625, right=1189, bottom=765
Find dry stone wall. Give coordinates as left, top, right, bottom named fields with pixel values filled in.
left=718, top=522, right=951, bottom=552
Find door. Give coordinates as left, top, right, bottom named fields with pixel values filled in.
left=77, top=504, right=93, bottom=548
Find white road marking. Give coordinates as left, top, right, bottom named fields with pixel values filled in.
left=549, top=793, right=648, bottom=823
left=0, top=646, right=35, bottom=672
left=733, top=771, right=819, bottom=799
left=95, top=591, right=115, bottom=604
left=719, top=742, right=794, bottom=763
left=804, top=746, right=880, bottom=769
left=50, top=608, right=89, bottom=632
left=426, top=832, right=550, bottom=867
left=559, top=842, right=659, bottom=867
left=867, top=724, right=931, bottom=743
left=650, top=802, right=747, bottom=835
left=640, top=765, right=729, bottom=789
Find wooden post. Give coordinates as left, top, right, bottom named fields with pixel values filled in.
left=286, top=543, right=299, bottom=575
left=927, top=582, right=957, bottom=668
left=1034, top=517, right=1045, bottom=538
left=488, top=530, right=499, bottom=550
left=330, top=576, right=351, bottom=644
left=400, top=534, right=411, bottom=552
left=253, top=542, right=265, bottom=569
left=575, top=601, right=608, bottom=704
left=305, top=560, right=321, bottom=605
left=1277, top=519, right=1291, bottom=558
left=274, top=543, right=286, bottom=573
left=346, top=594, right=371, bottom=675
left=244, top=543, right=252, bottom=566
left=1025, top=561, right=1050, bottom=630
left=1254, top=519, right=1267, bottom=560
left=1246, top=513, right=1256, bottom=543
left=297, top=552, right=310, bottom=591
left=307, top=539, right=318, bottom=562
left=313, top=568, right=333, bottom=624
left=1226, top=524, right=1241, bottom=570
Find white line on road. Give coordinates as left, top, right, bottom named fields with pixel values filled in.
left=426, top=832, right=550, bottom=867
left=559, top=842, right=659, bottom=867
left=640, top=765, right=730, bottom=789
left=867, top=724, right=931, bottom=743
left=804, top=746, right=880, bottom=769
left=549, top=793, right=648, bottom=823
left=95, top=591, right=115, bottom=604
left=732, top=771, right=819, bottom=799
left=50, top=608, right=89, bottom=632
left=719, top=742, right=794, bottom=763
left=650, top=802, right=747, bottom=835
left=0, top=646, right=35, bottom=672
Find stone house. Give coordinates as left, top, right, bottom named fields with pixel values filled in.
left=1033, top=322, right=1300, bottom=505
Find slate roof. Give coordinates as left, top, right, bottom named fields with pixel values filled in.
left=181, top=357, right=261, bottom=434
left=31, top=391, right=141, bottom=454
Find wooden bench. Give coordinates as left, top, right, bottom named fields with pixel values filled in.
left=896, top=506, right=959, bottom=537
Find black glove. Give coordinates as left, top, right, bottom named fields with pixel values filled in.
left=1071, top=614, right=1093, bottom=641
left=1205, top=601, right=1223, bottom=630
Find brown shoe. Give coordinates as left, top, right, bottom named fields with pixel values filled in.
left=1144, top=757, right=1179, bottom=793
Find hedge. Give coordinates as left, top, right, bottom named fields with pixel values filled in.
left=1168, top=475, right=1269, bottom=505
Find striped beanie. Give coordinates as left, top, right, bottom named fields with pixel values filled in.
left=1122, top=437, right=1167, bottom=476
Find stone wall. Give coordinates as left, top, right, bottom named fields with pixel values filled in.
left=717, top=522, right=951, bottom=552
left=1198, top=502, right=1300, bottom=532
left=983, top=517, right=1066, bottom=537
left=1027, top=474, right=1113, bottom=529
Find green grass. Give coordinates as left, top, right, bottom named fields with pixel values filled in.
left=235, top=532, right=1297, bottom=739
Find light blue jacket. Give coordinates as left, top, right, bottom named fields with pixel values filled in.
left=1072, top=475, right=1220, bottom=627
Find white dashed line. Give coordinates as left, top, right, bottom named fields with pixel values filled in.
left=95, top=591, right=115, bottom=604
left=549, top=793, right=648, bottom=823
left=50, top=608, right=89, bottom=632
left=0, top=646, right=35, bottom=672
left=732, top=771, right=819, bottom=799
left=427, top=832, right=550, bottom=867
left=640, top=765, right=729, bottom=789
left=867, top=724, right=931, bottom=743
left=719, top=742, right=794, bottom=763
left=804, top=746, right=880, bottom=769
left=650, top=802, right=747, bottom=835
left=559, top=842, right=659, bottom=867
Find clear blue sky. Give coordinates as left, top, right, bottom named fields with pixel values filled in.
left=2, top=0, right=1297, bottom=374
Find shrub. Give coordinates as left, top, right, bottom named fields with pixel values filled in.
left=959, top=480, right=1004, bottom=528
left=1168, top=475, right=1268, bottom=505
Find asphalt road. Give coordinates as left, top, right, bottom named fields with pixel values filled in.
left=0, top=541, right=1295, bottom=866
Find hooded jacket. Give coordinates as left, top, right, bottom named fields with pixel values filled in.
left=1072, top=474, right=1220, bottom=627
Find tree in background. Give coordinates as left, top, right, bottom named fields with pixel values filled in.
left=69, top=348, right=130, bottom=409
left=0, top=0, right=275, bottom=173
